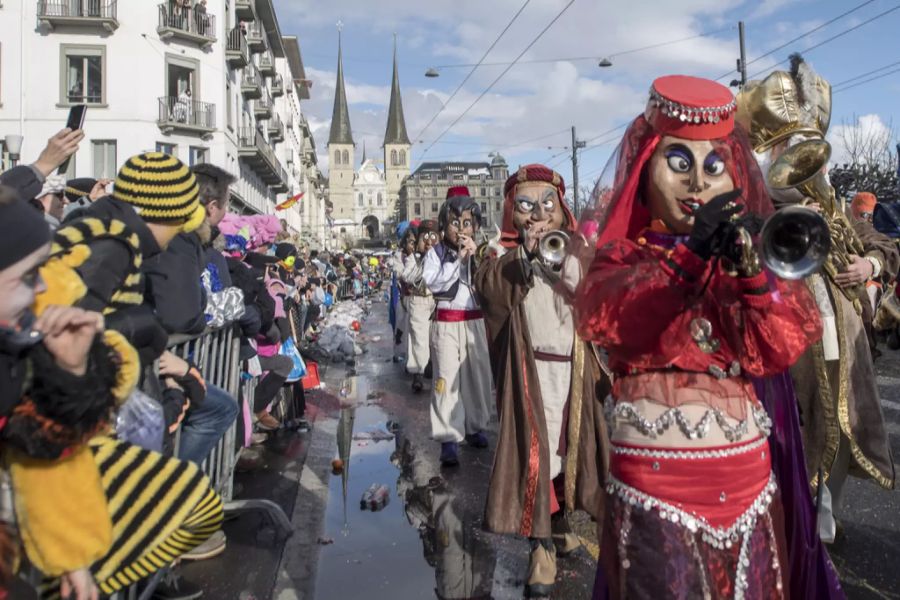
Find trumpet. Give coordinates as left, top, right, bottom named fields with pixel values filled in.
left=538, top=230, right=570, bottom=266
left=766, top=139, right=866, bottom=310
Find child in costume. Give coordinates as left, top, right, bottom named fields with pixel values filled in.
left=474, top=165, right=610, bottom=597
left=422, top=187, right=493, bottom=467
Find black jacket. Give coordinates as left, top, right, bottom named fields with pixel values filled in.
left=144, top=232, right=207, bottom=335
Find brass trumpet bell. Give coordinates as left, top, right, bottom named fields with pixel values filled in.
left=539, top=230, right=570, bottom=266
left=766, top=139, right=832, bottom=196
left=760, top=206, right=831, bottom=280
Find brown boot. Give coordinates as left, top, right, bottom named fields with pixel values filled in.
left=551, top=511, right=582, bottom=557
left=524, top=538, right=556, bottom=598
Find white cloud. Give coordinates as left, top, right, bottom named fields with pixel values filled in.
left=828, top=113, right=896, bottom=166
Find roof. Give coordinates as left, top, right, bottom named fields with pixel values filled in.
left=253, top=0, right=285, bottom=57
left=283, top=36, right=311, bottom=100
left=413, top=161, right=492, bottom=176
left=491, top=153, right=507, bottom=166
left=328, top=34, right=354, bottom=145
left=383, top=41, right=410, bottom=146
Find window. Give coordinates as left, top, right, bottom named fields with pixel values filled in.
left=166, top=55, right=199, bottom=99
left=61, top=45, right=105, bottom=105
left=495, top=201, right=501, bottom=212
left=494, top=187, right=501, bottom=196
left=414, top=202, right=421, bottom=216
left=481, top=187, right=486, bottom=197
left=390, top=149, right=397, bottom=166
left=334, top=150, right=341, bottom=165
left=189, top=146, right=208, bottom=166
left=431, top=187, right=437, bottom=197
left=399, top=150, right=406, bottom=165
left=358, top=193, right=363, bottom=207
left=342, top=149, right=349, bottom=165
left=431, top=202, right=438, bottom=213
left=481, top=202, right=487, bottom=215
left=92, top=140, right=116, bottom=179
left=226, top=82, right=233, bottom=130
left=377, top=193, right=383, bottom=206
left=156, top=142, right=177, bottom=156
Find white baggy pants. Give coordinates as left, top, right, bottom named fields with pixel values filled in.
left=430, top=317, right=493, bottom=442
left=407, top=295, right=436, bottom=374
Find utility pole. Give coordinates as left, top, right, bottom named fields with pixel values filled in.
left=571, top=126, right=586, bottom=217
left=737, top=21, right=747, bottom=88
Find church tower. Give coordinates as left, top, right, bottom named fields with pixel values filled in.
left=327, top=32, right=355, bottom=220
left=383, top=37, right=411, bottom=218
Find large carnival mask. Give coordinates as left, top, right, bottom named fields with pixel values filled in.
left=443, top=209, right=476, bottom=249
left=644, top=136, right=735, bottom=235
left=417, top=229, right=439, bottom=253
left=512, top=181, right=566, bottom=233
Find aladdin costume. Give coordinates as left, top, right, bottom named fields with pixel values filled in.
left=474, top=164, right=610, bottom=597
left=737, top=57, right=898, bottom=544
left=401, top=220, right=438, bottom=392
left=576, top=75, right=824, bottom=599
left=389, top=222, right=416, bottom=363
left=422, top=187, right=493, bottom=467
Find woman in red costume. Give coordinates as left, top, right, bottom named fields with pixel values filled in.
left=575, top=75, right=823, bottom=599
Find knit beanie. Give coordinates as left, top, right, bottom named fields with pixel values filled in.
left=0, top=188, right=51, bottom=271
left=36, top=175, right=67, bottom=200
left=113, top=152, right=204, bottom=233
left=64, top=177, right=98, bottom=204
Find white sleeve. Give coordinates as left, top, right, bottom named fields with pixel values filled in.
left=422, top=248, right=460, bottom=295
left=400, top=253, right=421, bottom=284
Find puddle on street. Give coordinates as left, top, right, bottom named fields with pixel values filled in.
left=313, top=375, right=521, bottom=599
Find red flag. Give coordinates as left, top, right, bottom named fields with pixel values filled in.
left=276, top=192, right=304, bottom=211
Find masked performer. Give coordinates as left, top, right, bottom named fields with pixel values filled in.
left=737, top=56, right=898, bottom=545
left=389, top=222, right=417, bottom=364
left=402, top=219, right=439, bottom=392
left=472, top=164, right=610, bottom=597
left=422, top=187, right=493, bottom=467
left=575, top=75, right=824, bottom=599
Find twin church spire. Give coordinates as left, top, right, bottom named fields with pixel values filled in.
left=327, top=34, right=409, bottom=150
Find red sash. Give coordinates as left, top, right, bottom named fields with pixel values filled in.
left=435, top=309, right=483, bottom=322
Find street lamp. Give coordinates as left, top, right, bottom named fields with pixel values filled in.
left=425, top=67, right=440, bottom=78
left=598, top=58, right=613, bottom=68
left=4, top=134, right=23, bottom=167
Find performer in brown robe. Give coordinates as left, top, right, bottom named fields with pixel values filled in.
left=474, top=164, right=610, bottom=597
left=737, top=55, right=898, bottom=543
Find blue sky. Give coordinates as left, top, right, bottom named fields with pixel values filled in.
left=274, top=0, right=900, bottom=193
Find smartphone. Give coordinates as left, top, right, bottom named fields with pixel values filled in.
left=57, top=104, right=87, bottom=174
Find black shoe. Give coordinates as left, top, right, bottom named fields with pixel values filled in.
left=465, top=431, right=489, bottom=449
left=152, top=571, right=203, bottom=600
left=424, top=361, right=433, bottom=379
left=440, top=442, right=460, bottom=467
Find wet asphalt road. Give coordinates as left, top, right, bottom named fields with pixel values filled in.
left=181, top=296, right=900, bottom=600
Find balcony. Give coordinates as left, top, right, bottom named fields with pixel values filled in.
left=258, top=50, right=275, bottom=76
left=157, top=96, right=216, bottom=137
left=38, top=0, right=119, bottom=32
left=268, top=114, right=284, bottom=142
left=238, top=127, right=287, bottom=188
left=234, top=0, right=253, bottom=20
left=271, top=73, right=284, bottom=97
left=253, top=93, right=273, bottom=120
left=241, top=67, right=262, bottom=100
left=157, top=4, right=216, bottom=48
left=226, top=28, right=249, bottom=68
left=245, top=21, right=265, bottom=52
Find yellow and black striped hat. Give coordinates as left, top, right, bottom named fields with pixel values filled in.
left=113, top=152, right=204, bottom=232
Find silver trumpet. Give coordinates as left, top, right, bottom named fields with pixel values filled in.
left=759, top=206, right=831, bottom=280
left=539, top=230, right=570, bottom=266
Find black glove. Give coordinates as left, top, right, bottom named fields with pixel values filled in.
left=685, top=189, right=743, bottom=259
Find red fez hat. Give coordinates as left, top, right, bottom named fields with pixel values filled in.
left=446, top=185, right=471, bottom=199
left=645, top=75, right=735, bottom=140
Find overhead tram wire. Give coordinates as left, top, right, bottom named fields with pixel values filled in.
left=429, top=26, right=734, bottom=70
left=834, top=65, right=900, bottom=93
left=713, top=0, right=880, bottom=81
left=412, top=0, right=533, bottom=144
left=831, top=58, right=900, bottom=88
left=420, top=0, right=577, bottom=158
left=746, top=3, right=900, bottom=80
